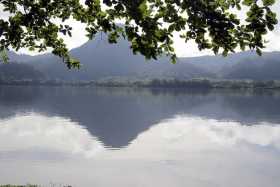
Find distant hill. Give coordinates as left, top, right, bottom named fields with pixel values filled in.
left=7, top=36, right=216, bottom=80
left=0, top=63, right=44, bottom=81
left=6, top=35, right=280, bottom=81
left=221, top=52, right=280, bottom=80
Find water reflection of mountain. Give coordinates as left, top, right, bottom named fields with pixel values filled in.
left=0, top=86, right=280, bottom=148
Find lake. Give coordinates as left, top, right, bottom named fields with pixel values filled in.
left=0, top=86, right=280, bottom=187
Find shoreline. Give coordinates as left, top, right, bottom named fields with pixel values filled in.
left=0, top=79, right=280, bottom=90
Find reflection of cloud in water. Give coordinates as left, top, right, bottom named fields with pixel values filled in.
left=1, top=113, right=280, bottom=160
left=160, top=116, right=280, bottom=147
left=121, top=115, right=280, bottom=160
left=0, top=113, right=280, bottom=187
left=0, top=113, right=104, bottom=159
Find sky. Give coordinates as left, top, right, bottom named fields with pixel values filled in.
left=1, top=1, right=280, bottom=57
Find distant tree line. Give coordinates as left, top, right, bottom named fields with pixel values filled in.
left=0, top=63, right=280, bottom=90
left=93, top=78, right=280, bottom=90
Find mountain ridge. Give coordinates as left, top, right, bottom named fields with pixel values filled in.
left=6, top=37, right=280, bottom=81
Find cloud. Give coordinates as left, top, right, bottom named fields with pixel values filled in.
left=264, top=1, right=280, bottom=52
left=17, top=19, right=89, bottom=56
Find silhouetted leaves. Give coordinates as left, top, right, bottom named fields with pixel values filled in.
left=0, top=0, right=277, bottom=68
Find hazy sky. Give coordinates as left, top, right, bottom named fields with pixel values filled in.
left=1, top=1, right=280, bottom=57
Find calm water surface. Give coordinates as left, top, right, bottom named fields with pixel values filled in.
left=0, top=86, right=280, bottom=187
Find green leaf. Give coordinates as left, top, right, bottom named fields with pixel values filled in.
left=262, top=0, right=275, bottom=6
left=256, top=48, right=262, bottom=56
left=0, top=48, right=9, bottom=63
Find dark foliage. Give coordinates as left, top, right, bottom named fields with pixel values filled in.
left=0, top=0, right=277, bottom=68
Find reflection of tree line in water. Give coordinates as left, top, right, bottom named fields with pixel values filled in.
left=0, top=86, right=280, bottom=148
left=1, top=85, right=280, bottom=103
left=0, top=86, right=280, bottom=121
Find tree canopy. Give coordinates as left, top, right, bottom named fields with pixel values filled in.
left=0, top=0, right=278, bottom=68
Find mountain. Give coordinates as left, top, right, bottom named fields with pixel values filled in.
left=0, top=63, right=44, bottom=81
left=6, top=35, right=280, bottom=81
left=221, top=52, right=280, bottom=80
left=6, top=36, right=216, bottom=80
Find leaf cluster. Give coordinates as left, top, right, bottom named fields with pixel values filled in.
left=0, top=0, right=278, bottom=67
